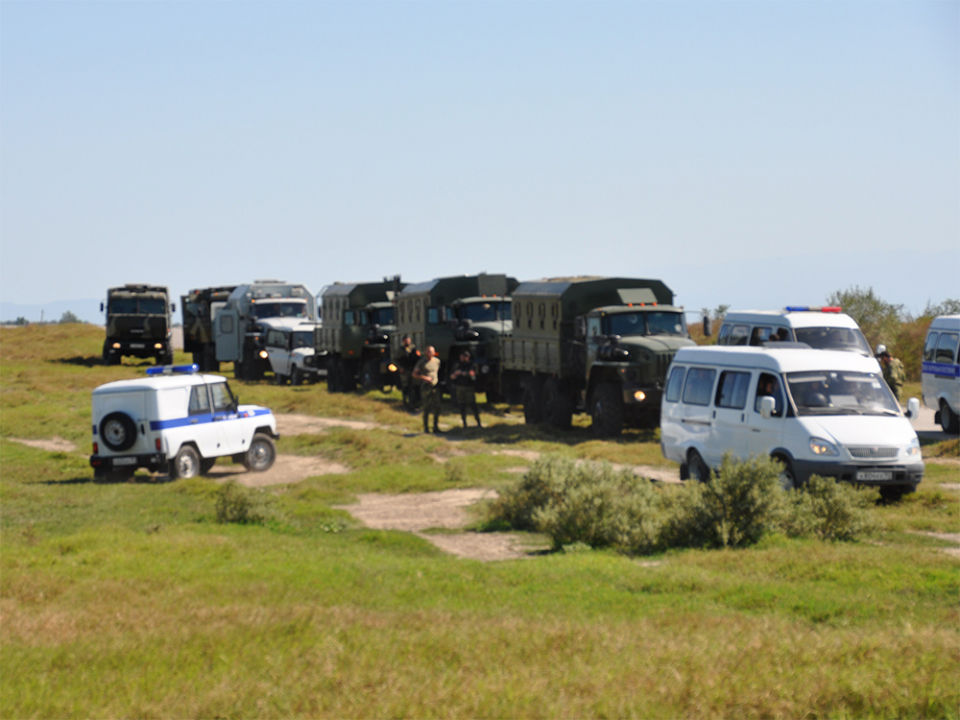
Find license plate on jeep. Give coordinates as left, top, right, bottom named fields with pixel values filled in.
left=113, top=457, right=137, bottom=466
left=130, top=343, right=145, bottom=349
left=856, top=470, right=893, bottom=482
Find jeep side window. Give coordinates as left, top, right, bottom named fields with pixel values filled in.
left=716, top=371, right=750, bottom=409
left=189, top=386, right=211, bottom=415
left=681, top=368, right=715, bottom=406
left=210, top=382, right=235, bottom=412
left=754, top=373, right=783, bottom=416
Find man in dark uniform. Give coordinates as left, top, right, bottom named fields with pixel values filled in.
left=450, top=349, right=482, bottom=428
left=395, top=334, right=421, bottom=410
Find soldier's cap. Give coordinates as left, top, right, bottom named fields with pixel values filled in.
left=879, top=351, right=891, bottom=359
left=402, top=334, right=411, bottom=341
left=460, top=349, right=472, bottom=359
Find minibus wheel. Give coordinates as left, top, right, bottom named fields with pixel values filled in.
left=687, top=450, right=710, bottom=482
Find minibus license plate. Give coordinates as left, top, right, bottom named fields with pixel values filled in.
left=856, top=470, right=892, bottom=481
left=113, top=457, right=137, bottom=466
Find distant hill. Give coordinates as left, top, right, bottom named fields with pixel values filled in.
left=1, top=299, right=103, bottom=325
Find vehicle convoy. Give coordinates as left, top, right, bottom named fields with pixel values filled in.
left=181, top=285, right=237, bottom=371
left=317, top=278, right=405, bottom=392
left=263, top=320, right=323, bottom=385
left=182, top=281, right=316, bottom=381
left=500, top=277, right=695, bottom=436
left=716, top=307, right=874, bottom=357
left=660, top=346, right=924, bottom=501
left=89, top=364, right=278, bottom=481
left=921, top=314, right=960, bottom=434
left=392, top=273, right=519, bottom=399
left=101, top=284, right=176, bottom=365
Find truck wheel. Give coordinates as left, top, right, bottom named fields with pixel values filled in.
left=291, top=366, right=303, bottom=386
left=327, top=358, right=342, bottom=393
left=941, top=402, right=960, bottom=434
left=234, top=361, right=244, bottom=380
left=522, top=377, right=544, bottom=424
left=203, top=345, right=219, bottom=372
left=340, top=359, right=357, bottom=392
left=274, top=372, right=289, bottom=386
left=361, top=358, right=380, bottom=390
left=687, top=450, right=710, bottom=482
left=243, top=433, right=276, bottom=472
left=590, top=383, right=623, bottom=438
left=100, top=412, right=137, bottom=452
left=542, top=378, right=573, bottom=430
left=171, top=445, right=200, bottom=479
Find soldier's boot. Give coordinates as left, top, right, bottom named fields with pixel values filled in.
left=474, top=410, right=482, bottom=428
left=433, top=417, right=442, bottom=434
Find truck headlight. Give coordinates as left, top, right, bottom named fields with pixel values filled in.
left=633, top=390, right=646, bottom=402
left=388, top=363, right=398, bottom=373
left=809, top=437, right=839, bottom=456
left=259, top=350, right=268, bottom=359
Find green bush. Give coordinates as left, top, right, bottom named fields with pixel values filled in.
left=662, top=454, right=786, bottom=549
left=783, top=475, right=876, bottom=541
left=487, top=455, right=575, bottom=531
left=215, top=481, right=272, bottom=525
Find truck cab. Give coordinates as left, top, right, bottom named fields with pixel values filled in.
left=101, top=284, right=175, bottom=366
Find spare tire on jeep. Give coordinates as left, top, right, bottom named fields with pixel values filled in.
left=100, top=412, right=137, bottom=451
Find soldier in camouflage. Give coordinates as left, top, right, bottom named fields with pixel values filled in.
left=877, top=346, right=905, bottom=402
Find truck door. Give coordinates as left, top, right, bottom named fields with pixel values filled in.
left=586, top=316, right=602, bottom=370
left=216, top=308, right=240, bottom=362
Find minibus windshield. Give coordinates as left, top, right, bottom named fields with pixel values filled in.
left=786, top=371, right=901, bottom=416
left=793, top=327, right=871, bottom=354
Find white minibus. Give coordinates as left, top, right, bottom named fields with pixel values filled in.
left=716, top=307, right=873, bottom=358
left=921, top=314, right=960, bottom=434
left=660, top=346, right=924, bottom=500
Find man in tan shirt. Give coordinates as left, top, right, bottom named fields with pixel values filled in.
left=412, top=346, right=442, bottom=433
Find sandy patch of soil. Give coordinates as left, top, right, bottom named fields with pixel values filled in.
left=203, top=454, right=350, bottom=487
left=8, top=437, right=77, bottom=453
left=914, top=531, right=960, bottom=558
left=278, top=413, right=388, bottom=434
left=335, top=489, right=532, bottom=561
left=491, top=448, right=681, bottom=484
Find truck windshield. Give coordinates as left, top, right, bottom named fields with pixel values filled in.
left=459, top=301, right=511, bottom=322
left=794, top=327, right=872, bottom=354
left=109, top=297, right=166, bottom=315
left=363, top=307, right=394, bottom=325
left=604, top=311, right=686, bottom=337
left=253, top=301, right=308, bottom=319
left=293, top=331, right=313, bottom=349
left=786, top=371, right=900, bottom=416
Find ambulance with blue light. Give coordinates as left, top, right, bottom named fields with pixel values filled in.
left=90, top=364, right=278, bottom=481
left=717, top=307, right=875, bottom=359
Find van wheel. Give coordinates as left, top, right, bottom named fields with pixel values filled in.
left=591, top=383, right=624, bottom=438
left=688, top=450, right=710, bottom=482
left=879, top=485, right=906, bottom=503
left=775, top=456, right=798, bottom=490
left=172, top=445, right=200, bottom=479
left=243, top=433, right=276, bottom=472
left=100, top=412, right=137, bottom=452
left=941, top=402, right=960, bottom=434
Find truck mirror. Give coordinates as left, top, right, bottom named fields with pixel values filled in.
left=100, top=302, right=105, bottom=312
left=171, top=303, right=176, bottom=313
left=759, top=395, right=776, bottom=419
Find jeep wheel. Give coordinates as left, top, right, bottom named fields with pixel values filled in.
left=100, top=412, right=137, bottom=452
left=243, top=433, right=276, bottom=472
left=171, top=445, right=200, bottom=479
left=291, top=366, right=304, bottom=386
left=542, top=378, right=573, bottom=430
left=590, top=383, right=623, bottom=438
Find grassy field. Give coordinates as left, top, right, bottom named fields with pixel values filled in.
left=2, top=324, right=958, bottom=719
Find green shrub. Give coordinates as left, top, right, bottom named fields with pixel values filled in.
left=784, top=475, right=876, bottom=541
left=487, top=455, right=575, bottom=531
left=662, top=454, right=786, bottom=549
left=215, top=481, right=272, bottom=525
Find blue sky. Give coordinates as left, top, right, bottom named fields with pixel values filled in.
left=1, top=1, right=957, bottom=322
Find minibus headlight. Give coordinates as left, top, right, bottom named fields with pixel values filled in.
left=809, top=437, right=839, bottom=456
left=905, top=438, right=921, bottom=457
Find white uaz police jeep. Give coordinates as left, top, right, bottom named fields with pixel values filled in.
left=90, top=364, right=278, bottom=480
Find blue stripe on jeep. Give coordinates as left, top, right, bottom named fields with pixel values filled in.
left=148, top=408, right=272, bottom=431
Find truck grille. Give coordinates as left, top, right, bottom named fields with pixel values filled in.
left=848, top=446, right=899, bottom=460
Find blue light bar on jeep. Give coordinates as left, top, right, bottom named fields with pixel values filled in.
left=146, top=364, right=200, bottom=375
left=785, top=306, right=842, bottom=313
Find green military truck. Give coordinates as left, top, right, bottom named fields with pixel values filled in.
left=318, top=278, right=404, bottom=392
left=101, top=284, right=175, bottom=366
left=500, top=277, right=695, bottom=437
left=181, top=285, right=237, bottom=371
left=392, top=274, right=519, bottom=397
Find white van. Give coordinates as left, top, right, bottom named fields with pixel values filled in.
left=660, top=346, right=924, bottom=500
left=921, top=314, right=960, bottom=434
left=717, top=307, right=873, bottom=357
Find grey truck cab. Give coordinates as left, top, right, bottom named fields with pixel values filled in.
left=90, top=364, right=278, bottom=480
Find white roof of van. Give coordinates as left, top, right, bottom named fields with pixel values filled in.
left=672, top=346, right=880, bottom=374
left=722, top=310, right=860, bottom=329
left=929, top=315, right=960, bottom=330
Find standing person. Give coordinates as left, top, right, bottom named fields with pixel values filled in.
left=395, top=334, right=421, bottom=411
left=876, top=345, right=905, bottom=402
left=412, top=346, right=442, bottom=433
left=450, top=350, right=482, bottom=428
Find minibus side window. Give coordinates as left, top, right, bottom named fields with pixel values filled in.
left=749, top=327, right=774, bottom=346
left=665, top=366, right=685, bottom=402
left=729, top=325, right=749, bottom=346
left=717, top=324, right=731, bottom=345
left=754, top=373, right=783, bottom=417
left=935, top=333, right=959, bottom=364
left=924, top=332, right=939, bottom=361
left=716, top=371, right=751, bottom=409
left=682, top=368, right=716, bottom=406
